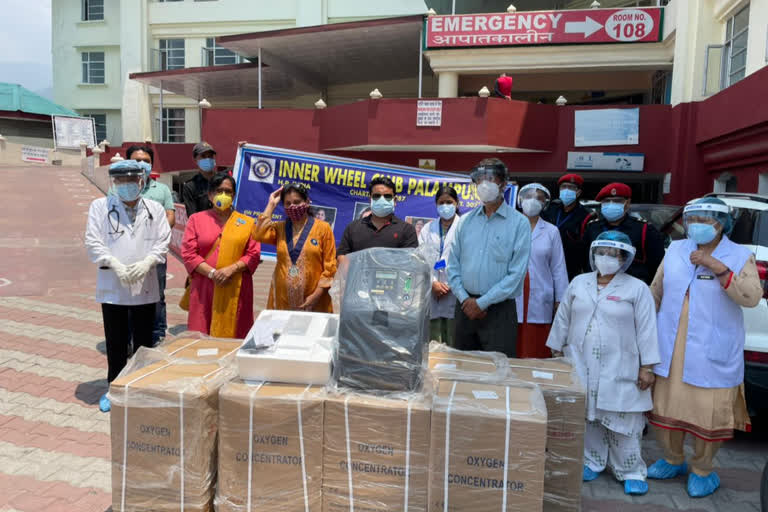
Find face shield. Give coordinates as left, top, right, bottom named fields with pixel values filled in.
left=517, top=183, right=550, bottom=216
left=589, top=239, right=636, bottom=276
left=683, top=202, right=731, bottom=237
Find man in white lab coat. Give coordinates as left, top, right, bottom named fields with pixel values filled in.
left=546, top=231, right=660, bottom=496
left=85, top=159, right=171, bottom=412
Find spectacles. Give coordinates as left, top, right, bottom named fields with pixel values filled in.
left=371, top=193, right=394, bottom=201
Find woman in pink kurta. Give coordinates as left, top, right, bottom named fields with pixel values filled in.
left=181, top=174, right=261, bottom=339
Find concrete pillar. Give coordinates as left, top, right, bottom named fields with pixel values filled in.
left=438, top=71, right=459, bottom=98
left=120, top=0, right=153, bottom=142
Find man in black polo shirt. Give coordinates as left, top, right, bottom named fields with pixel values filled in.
left=182, top=141, right=217, bottom=215
left=337, top=176, right=418, bottom=265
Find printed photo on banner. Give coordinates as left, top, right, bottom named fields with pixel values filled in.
left=405, top=216, right=435, bottom=237
left=353, top=202, right=372, bottom=220
left=311, top=205, right=338, bottom=228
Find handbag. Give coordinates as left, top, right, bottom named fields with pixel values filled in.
left=179, top=235, right=221, bottom=312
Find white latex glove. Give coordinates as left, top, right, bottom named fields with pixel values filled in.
left=125, top=255, right=157, bottom=284
left=106, top=256, right=132, bottom=286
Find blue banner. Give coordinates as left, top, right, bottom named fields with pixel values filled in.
left=232, top=145, right=515, bottom=257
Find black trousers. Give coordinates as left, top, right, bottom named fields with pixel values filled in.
left=101, top=303, right=156, bottom=382
left=453, top=298, right=518, bottom=357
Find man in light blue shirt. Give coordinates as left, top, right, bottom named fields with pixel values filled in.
left=447, top=158, right=531, bottom=357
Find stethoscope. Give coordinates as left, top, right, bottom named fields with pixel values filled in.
left=108, top=199, right=154, bottom=237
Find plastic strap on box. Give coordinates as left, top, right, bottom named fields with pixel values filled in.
left=344, top=395, right=355, bottom=512
left=502, top=386, right=510, bottom=512
left=247, top=381, right=265, bottom=512
left=404, top=400, right=412, bottom=512
left=179, top=389, right=185, bottom=512
left=298, top=384, right=312, bottom=512
left=443, top=381, right=457, bottom=512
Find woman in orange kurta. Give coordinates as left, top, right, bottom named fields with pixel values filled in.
left=253, top=184, right=337, bottom=312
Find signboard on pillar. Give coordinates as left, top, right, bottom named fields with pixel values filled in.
left=424, top=8, right=662, bottom=49
left=567, top=152, right=644, bottom=172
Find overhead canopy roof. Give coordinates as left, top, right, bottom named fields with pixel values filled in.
left=129, top=15, right=424, bottom=101
left=0, top=82, right=79, bottom=117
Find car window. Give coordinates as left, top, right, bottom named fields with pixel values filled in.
left=729, top=208, right=768, bottom=247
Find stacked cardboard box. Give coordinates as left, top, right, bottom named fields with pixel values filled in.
left=429, top=380, right=548, bottom=512
left=157, top=336, right=242, bottom=361
left=427, top=344, right=508, bottom=381
left=110, top=355, right=235, bottom=512
left=216, top=381, right=325, bottom=512
left=323, top=393, right=431, bottom=512
left=508, top=359, right=586, bottom=512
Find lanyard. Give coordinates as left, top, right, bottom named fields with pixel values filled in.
left=439, top=221, right=446, bottom=258
left=555, top=208, right=574, bottom=228
left=285, top=217, right=315, bottom=265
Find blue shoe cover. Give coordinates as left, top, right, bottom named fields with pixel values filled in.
left=687, top=472, right=720, bottom=498
left=648, top=459, right=688, bottom=479
left=99, top=394, right=111, bottom=413
left=624, top=479, right=649, bottom=495
left=583, top=465, right=600, bottom=482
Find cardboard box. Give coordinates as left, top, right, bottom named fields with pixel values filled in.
left=430, top=380, right=547, bottom=512
left=428, top=347, right=507, bottom=380
left=323, top=393, right=431, bottom=512
left=508, top=359, right=586, bottom=512
left=216, top=381, right=325, bottom=512
left=158, top=336, right=242, bottom=362
left=109, top=358, right=235, bottom=512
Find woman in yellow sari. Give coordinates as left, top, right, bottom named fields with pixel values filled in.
left=253, top=184, right=337, bottom=312
left=181, top=173, right=261, bottom=338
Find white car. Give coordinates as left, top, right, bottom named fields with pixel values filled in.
left=666, top=193, right=768, bottom=415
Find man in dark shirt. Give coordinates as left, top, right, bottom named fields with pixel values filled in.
left=583, top=182, right=665, bottom=285
left=494, top=72, right=513, bottom=99
left=182, top=141, right=217, bottom=215
left=541, top=173, right=595, bottom=280
left=337, top=176, right=418, bottom=265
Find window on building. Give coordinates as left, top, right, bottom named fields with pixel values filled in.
left=159, top=39, right=185, bottom=70
left=90, top=114, right=107, bottom=142
left=82, top=0, right=104, bottom=21
left=162, top=108, right=185, bottom=143
left=81, top=52, right=105, bottom=84
left=203, top=38, right=243, bottom=66
left=724, top=4, right=750, bottom=87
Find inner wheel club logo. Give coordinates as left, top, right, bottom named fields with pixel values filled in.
left=248, top=157, right=276, bottom=183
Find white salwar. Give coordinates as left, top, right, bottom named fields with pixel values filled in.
left=582, top=294, right=647, bottom=481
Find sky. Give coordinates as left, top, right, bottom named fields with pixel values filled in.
left=0, top=0, right=53, bottom=99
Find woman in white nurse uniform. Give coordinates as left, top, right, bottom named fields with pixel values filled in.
left=547, top=230, right=660, bottom=496
left=515, top=183, right=568, bottom=358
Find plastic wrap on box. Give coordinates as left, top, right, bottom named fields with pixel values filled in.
left=108, top=346, right=237, bottom=512
left=430, top=379, right=547, bottom=512
left=428, top=342, right=509, bottom=382
left=156, top=334, right=242, bottom=362
left=323, top=390, right=432, bottom=512
left=216, top=381, right=324, bottom=512
left=237, top=309, right=338, bottom=385
left=334, top=248, right=431, bottom=392
left=507, top=358, right=586, bottom=512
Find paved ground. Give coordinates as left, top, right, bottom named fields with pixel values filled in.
left=0, top=163, right=765, bottom=511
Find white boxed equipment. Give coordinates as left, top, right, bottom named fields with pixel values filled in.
left=237, top=310, right=338, bottom=385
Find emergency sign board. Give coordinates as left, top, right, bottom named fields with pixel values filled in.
left=416, top=100, right=443, bottom=126
left=425, top=8, right=663, bottom=49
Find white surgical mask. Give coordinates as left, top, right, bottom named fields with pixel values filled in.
left=521, top=198, right=543, bottom=217
left=476, top=181, right=500, bottom=203
left=594, top=254, right=621, bottom=276
left=437, top=204, right=456, bottom=220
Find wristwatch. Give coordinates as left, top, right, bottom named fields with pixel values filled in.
left=208, top=269, right=216, bottom=279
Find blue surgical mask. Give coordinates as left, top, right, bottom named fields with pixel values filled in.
left=371, top=197, right=394, bottom=217
left=601, top=202, right=625, bottom=222
left=559, top=188, right=577, bottom=206
left=116, top=182, right=141, bottom=202
left=687, top=223, right=718, bottom=245
left=198, top=158, right=216, bottom=173
left=437, top=204, right=456, bottom=220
